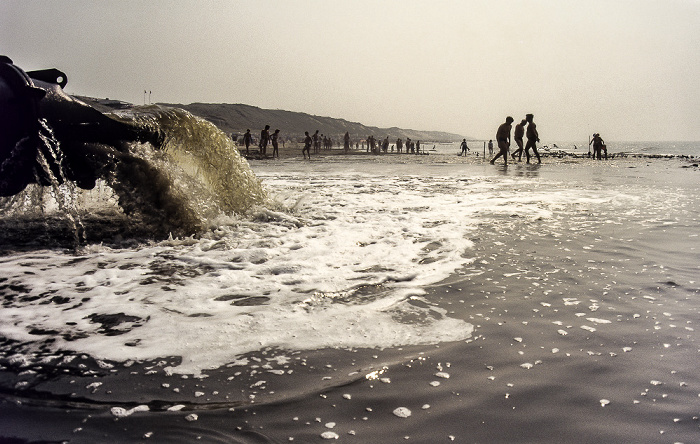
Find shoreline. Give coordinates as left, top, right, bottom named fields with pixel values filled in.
left=240, top=144, right=700, bottom=162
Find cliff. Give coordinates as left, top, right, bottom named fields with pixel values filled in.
left=159, top=102, right=466, bottom=143
left=77, top=97, right=468, bottom=143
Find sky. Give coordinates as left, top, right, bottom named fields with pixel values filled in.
left=2, top=0, right=700, bottom=142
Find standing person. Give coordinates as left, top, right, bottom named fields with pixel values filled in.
left=396, top=138, right=403, bottom=153
left=302, top=131, right=312, bottom=159
left=243, top=129, right=253, bottom=155
left=383, top=137, right=389, bottom=153
left=416, top=140, right=421, bottom=155
left=312, top=130, right=320, bottom=154
left=589, top=133, right=606, bottom=160
left=488, top=140, right=494, bottom=155
left=524, top=113, right=541, bottom=164
left=490, top=116, right=514, bottom=165
left=259, top=125, right=270, bottom=156
left=460, top=139, right=469, bottom=156
left=271, top=129, right=280, bottom=158
left=344, top=131, right=350, bottom=153
left=511, top=119, right=527, bottom=160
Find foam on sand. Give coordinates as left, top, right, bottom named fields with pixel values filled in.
left=0, top=172, right=654, bottom=375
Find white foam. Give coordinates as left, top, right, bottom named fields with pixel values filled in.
left=393, top=407, right=412, bottom=418
left=0, top=173, right=643, bottom=375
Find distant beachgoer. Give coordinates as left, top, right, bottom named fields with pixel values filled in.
left=271, top=129, right=280, bottom=158
left=243, top=129, right=252, bottom=154
left=396, top=138, right=403, bottom=153
left=312, top=130, right=320, bottom=154
left=511, top=119, right=526, bottom=160
left=590, top=133, right=606, bottom=160
left=259, top=125, right=270, bottom=155
left=488, top=140, right=494, bottom=155
left=406, top=138, right=412, bottom=154
left=460, top=139, right=469, bottom=156
left=490, top=117, right=514, bottom=165
left=303, top=131, right=312, bottom=159
left=344, top=132, right=350, bottom=152
left=383, top=137, right=389, bottom=153
left=416, top=140, right=421, bottom=155
left=524, top=113, right=541, bottom=164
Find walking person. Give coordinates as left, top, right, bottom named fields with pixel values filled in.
left=302, top=131, right=312, bottom=159
left=524, top=113, right=541, bottom=164
left=511, top=119, right=526, bottom=160
left=490, top=116, right=514, bottom=165
left=344, top=131, right=350, bottom=153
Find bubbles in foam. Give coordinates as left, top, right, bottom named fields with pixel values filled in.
left=1, top=170, right=658, bottom=377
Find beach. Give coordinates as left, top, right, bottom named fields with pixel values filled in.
left=1, top=133, right=699, bottom=443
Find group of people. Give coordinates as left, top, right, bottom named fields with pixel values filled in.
left=239, top=126, right=348, bottom=159
left=490, top=113, right=541, bottom=165
left=236, top=124, right=437, bottom=159
left=311, top=130, right=337, bottom=153
left=237, top=120, right=609, bottom=163
left=363, top=136, right=424, bottom=154
left=302, top=129, right=341, bottom=158
left=241, top=125, right=282, bottom=158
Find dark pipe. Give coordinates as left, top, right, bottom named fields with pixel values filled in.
left=0, top=56, right=162, bottom=196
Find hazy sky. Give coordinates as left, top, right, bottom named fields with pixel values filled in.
left=3, top=0, right=700, bottom=141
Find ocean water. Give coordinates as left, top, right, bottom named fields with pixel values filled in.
left=1, top=109, right=699, bottom=443
left=431, top=140, right=700, bottom=158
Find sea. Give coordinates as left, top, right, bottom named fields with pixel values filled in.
left=1, top=106, right=699, bottom=443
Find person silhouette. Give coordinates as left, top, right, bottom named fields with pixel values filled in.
left=303, top=131, right=312, bottom=159
left=490, top=117, right=513, bottom=165
left=259, top=125, right=270, bottom=155
left=524, top=114, right=541, bottom=164
left=589, top=133, right=606, bottom=160
left=511, top=119, right=526, bottom=160
left=460, top=139, right=469, bottom=156
left=243, top=129, right=252, bottom=154
left=271, top=129, right=280, bottom=158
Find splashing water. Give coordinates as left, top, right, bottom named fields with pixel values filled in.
left=0, top=105, right=266, bottom=240
left=113, top=106, right=266, bottom=218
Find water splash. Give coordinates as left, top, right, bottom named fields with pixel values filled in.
left=0, top=119, right=86, bottom=246
left=108, top=106, right=266, bottom=233
left=0, top=106, right=266, bottom=242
